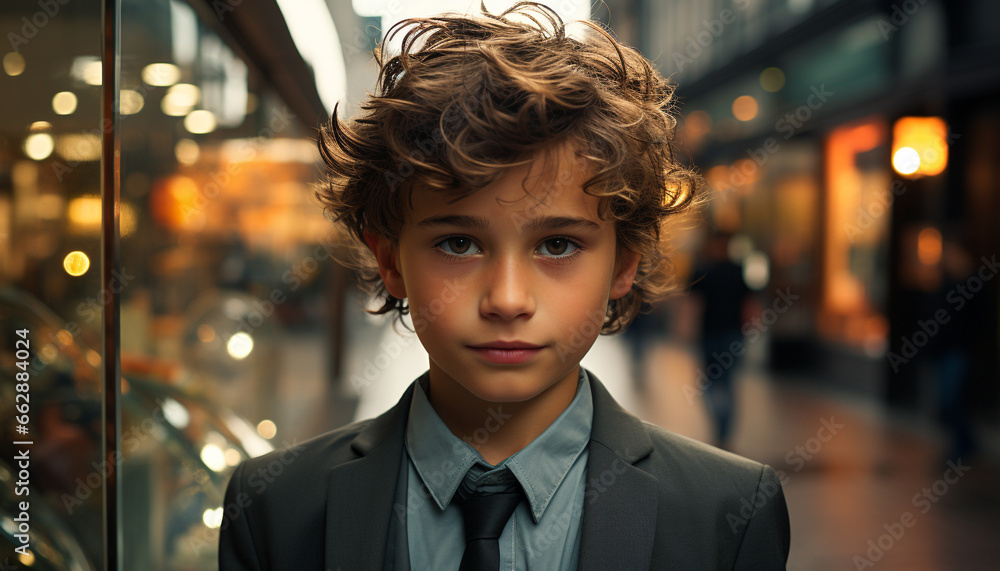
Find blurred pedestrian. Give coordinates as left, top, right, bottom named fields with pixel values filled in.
left=689, top=231, right=752, bottom=448
left=621, top=300, right=670, bottom=392
left=932, top=232, right=981, bottom=462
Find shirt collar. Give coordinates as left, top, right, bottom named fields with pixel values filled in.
left=405, top=367, right=594, bottom=523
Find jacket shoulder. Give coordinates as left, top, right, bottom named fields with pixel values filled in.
left=634, top=421, right=790, bottom=568
left=640, top=420, right=766, bottom=477
left=634, top=419, right=782, bottom=510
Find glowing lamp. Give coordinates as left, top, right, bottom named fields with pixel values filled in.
left=891, top=117, right=947, bottom=177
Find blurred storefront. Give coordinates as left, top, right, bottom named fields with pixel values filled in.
left=1, top=0, right=365, bottom=567
left=599, top=0, right=1000, bottom=435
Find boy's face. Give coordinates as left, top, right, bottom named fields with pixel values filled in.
left=366, top=142, right=640, bottom=403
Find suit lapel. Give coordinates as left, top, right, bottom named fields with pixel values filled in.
left=578, top=370, right=659, bottom=571
left=320, top=369, right=659, bottom=570
left=324, top=380, right=417, bottom=571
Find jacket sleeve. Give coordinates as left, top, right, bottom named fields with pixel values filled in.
left=219, top=462, right=264, bottom=571
left=731, top=464, right=791, bottom=570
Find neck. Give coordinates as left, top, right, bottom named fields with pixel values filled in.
left=426, top=364, right=580, bottom=466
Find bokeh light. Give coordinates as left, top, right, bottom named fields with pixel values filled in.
left=3, top=52, right=25, bottom=76
left=257, top=419, right=277, bottom=439
left=226, top=332, right=254, bottom=359
left=63, top=251, right=91, bottom=276
left=52, top=91, right=78, bottom=115
left=759, top=67, right=785, bottom=92
left=892, top=146, right=920, bottom=175
left=732, top=95, right=759, bottom=121
left=141, top=62, right=181, bottom=86
left=184, top=109, right=217, bottom=134
left=23, top=133, right=54, bottom=160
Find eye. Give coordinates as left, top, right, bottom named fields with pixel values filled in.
left=433, top=235, right=584, bottom=262
left=538, top=237, right=580, bottom=258
left=436, top=236, right=481, bottom=257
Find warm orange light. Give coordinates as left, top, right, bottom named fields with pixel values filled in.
left=823, top=119, right=888, bottom=312
left=56, top=329, right=73, bottom=346
left=917, top=227, right=942, bottom=265
left=892, top=147, right=920, bottom=175
left=681, top=110, right=713, bottom=152
left=151, top=175, right=201, bottom=230
left=731, top=159, right=760, bottom=186
left=67, top=196, right=102, bottom=231
left=732, top=95, right=759, bottom=122
left=684, top=110, right=712, bottom=136
left=705, top=165, right=731, bottom=191
left=197, top=324, right=216, bottom=343
left=892, top=116, right=947, bottom=177
left=63, top=251, right=90, bottom=276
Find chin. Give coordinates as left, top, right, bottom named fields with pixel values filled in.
left=461, top=375, right=552, bottom=404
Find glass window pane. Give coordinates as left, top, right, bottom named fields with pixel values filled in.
left=1, top=1, right=105, bottom=569
left=119, top=0, right=335, bottom=567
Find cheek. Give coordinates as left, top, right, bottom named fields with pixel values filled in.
left=551, top=262, right=614, bottom=305
left=407, top=277, right=464, bottom=324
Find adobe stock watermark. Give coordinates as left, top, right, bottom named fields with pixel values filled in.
left=226, top=225, right=344, bottom=341
left=392, top=406, right=513, bottom=523
left=520, top=439, right=617, bottom=559
left=190, top=439, right=307, bottom=554
left=852, top=459, right=970, bottom=569
left=349, top=331, right=423, bottom=391
left=48, top=64, right=190, bottom=182
left=584, top=446, right=633, bottom=505
left=462, top=407, right=512, bottom=450
left=61, top=397, right=170, bottom=514
left=340, top=1, right=407, bottom=58
left=381, top=76, right=496, bottom=194
left=715, top=85, right=834, bottom=197
left=7, top=0, right=71, bottom=52
left=349, top=276, right=469, bottom=391
left=877, top=0, right=930, bottom=40
left=887, top=254, right=999, bottom=372
left=410, top=278, right=469, bottom=334
left=726, top=416, right=841, bottom=534
left=845, top=127, right=960, bottom=243
left=17, top=267, right=135, bottom=383
left=508, top=155, right=582, bottom=236
left=725, top=470, right=786, bottom=535
left=784, top=416, right=844, bottom=472
left=685, top=287, right=800, bottom=403
left=554, top=308, right=608, bottom=364
left=670, top=0, right=751, bottom=73
left=181, top=106, right=295, bottom=226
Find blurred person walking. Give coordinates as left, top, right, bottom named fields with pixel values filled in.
left=622, top=300, right=671, bottom=392
left=931, top=233, right=982, bottom=462
left=689, top=231, right=752, bottom=449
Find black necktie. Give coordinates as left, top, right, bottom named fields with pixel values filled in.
left=454, top=489, right=522, bottom=571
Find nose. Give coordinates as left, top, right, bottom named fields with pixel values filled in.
left=479, top=253, right=536, bottom=321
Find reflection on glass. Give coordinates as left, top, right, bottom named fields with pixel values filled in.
left=5, top=0, right=345, bottom=566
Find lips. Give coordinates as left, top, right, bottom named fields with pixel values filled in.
left=468, top=340, right=545, bottom=349
left=467, top=341, right=546, bottom=365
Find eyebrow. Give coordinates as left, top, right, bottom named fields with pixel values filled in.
left=416, top=214, right=602, bottom=232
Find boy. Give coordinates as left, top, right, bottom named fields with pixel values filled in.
left=219, top=2, right=790, bottom=570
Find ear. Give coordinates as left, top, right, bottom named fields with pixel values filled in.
left=609, top=248, right=640, bottom=300
left=363, top=230, right=407, bottom=299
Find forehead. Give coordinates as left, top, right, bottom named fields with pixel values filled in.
left=406, top=142, right=603, bottom=226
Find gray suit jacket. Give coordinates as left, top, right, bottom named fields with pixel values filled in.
left=219, top=368, right=790, bottom=570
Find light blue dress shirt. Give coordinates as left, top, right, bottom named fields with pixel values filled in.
left=388, top=367, right=594, bottom=571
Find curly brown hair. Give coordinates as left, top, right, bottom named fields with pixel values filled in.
left=317, top=1, right=704, bottom=335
